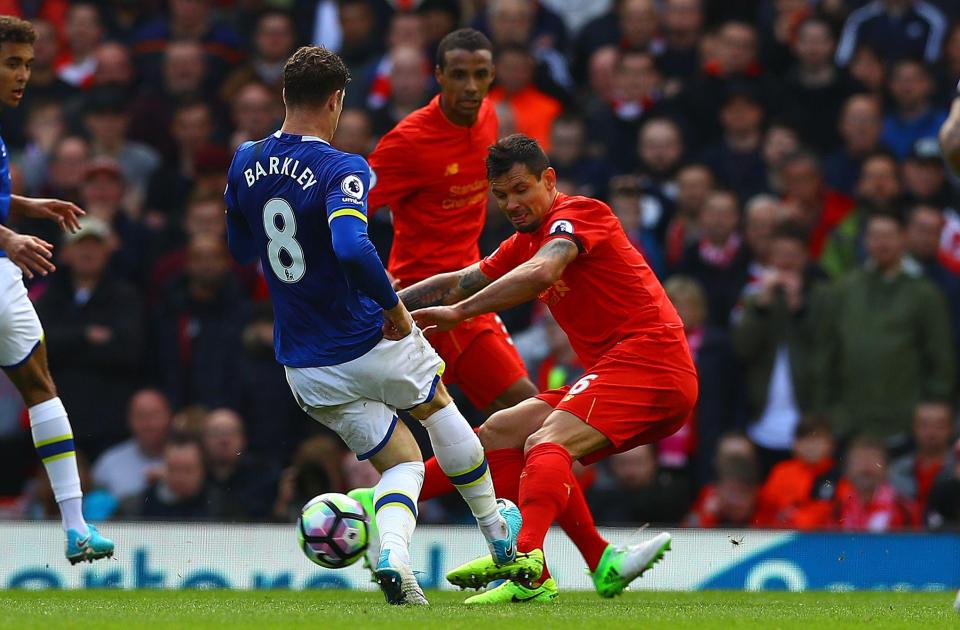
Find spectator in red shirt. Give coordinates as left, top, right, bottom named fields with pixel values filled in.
left=754, top=417, right=837, bottom=528
left=795, top=435, right=919, bottom=531
left=684, top=454, right=759, bottom=527
left=778, top=149, right=855, bottom=258
left=890, top=402, right=956, bottom=515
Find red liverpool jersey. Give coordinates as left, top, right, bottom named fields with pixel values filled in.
left=479, top=192, right=685, bottom=367
left=367, top=95, right=498, bottom=286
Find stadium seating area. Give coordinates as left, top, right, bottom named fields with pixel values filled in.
left=1, top=0, right=959, bottom=533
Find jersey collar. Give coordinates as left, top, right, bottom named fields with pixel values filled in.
left=272, top=130, right=330, bottom=145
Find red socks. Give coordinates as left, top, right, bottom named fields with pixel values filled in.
left=487, top=448, right=523, bottom=502
left=557, top=480, right=609, bottom=571
left=517, top=443, right=574, bottom=554
left=419, top=456, right=454, bottom=501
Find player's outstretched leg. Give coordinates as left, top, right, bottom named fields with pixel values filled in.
left=6, top=344, right=114, bottom=564
left=409, top=384, right=521, bottom=566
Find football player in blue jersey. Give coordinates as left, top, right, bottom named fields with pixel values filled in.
left=0, top=16, right=114, bottom=564
left=224, top=46, right=520, bottom=606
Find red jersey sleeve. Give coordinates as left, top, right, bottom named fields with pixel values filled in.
left=479, top=233, right=528, bottom=280
left=366, top=129, right=420, bottom=214
left=541, top=199, right=614, bottom=254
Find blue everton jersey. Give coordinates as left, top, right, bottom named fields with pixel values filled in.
left=0, top=131, right=11, bottom=258
left=225, top=132, right=385, bottom=368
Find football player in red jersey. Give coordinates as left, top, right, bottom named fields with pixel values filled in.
left=411, top=135, right=699, bottom=604
left=367, top=28, right=537, bottom=417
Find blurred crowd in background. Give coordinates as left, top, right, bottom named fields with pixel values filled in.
left=1, top=0, right=960, bottom=532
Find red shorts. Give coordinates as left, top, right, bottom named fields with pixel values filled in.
left=426, top=313, right=529, bottom=409
left=536, top=333, right=699, bottom=466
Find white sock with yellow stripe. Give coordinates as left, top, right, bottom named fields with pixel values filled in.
left=422, top=402, right=507, bottom=542
left=30, top=397, right=86, bottom=535
left=374, top=460, right=423, bottom=567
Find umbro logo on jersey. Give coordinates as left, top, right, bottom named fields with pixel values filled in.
left=550, top=220, right=573, bottom=235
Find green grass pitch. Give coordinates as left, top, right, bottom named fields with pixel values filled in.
left=0, top=590, right=956, bottom=629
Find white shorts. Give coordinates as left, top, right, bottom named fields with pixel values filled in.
left=0, top=258, right=43, bottom=369
left=285, top=326, right=445, bottom=460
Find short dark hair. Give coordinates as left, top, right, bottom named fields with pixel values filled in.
left=283, top=46, right=350, bottom=108
left=771, top=220, right=809, bottom=245
left=794, top=416, right=832, bottom=441
left=0, top=16, right=36, bottom=45
left=866, top=209, right=906, bottom=230
left=436, top=28, right=493, bottom=70
left=486, top=134, right=550, bottom=180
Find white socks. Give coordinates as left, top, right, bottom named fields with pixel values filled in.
left=421, top=402, right=507, bottom=542
left=29, top=397, right=87, bottom=535
left=374, top=460, right=424, bottom=567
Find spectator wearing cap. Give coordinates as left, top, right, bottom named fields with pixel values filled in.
left=56, top=2, right=105, bottom=89
left=152, top=234, right=249, bottom=411
left=820, top=151, right=904, bottom=278
left=488, top=44, right=564, bottom=152
left=904, top=203, right=960, bottom=364
left=823, top=94, right=887, bottom=196
left=79, top=157, right=157, bottom=284
left=735, top=221, right=827, bottom=472
left=699, top=84, right=768, bottom=203
left=814, top=212, right=955, bottom=441
left=34, top=216, right=144, bottom=456
left=902, top=137, right=951, bottom=207
left=754, top=418, right=837, bottom=528
left=778, top=150, right=855, bottom=260
left=836, top=0, right=947, bottom=68
left=220, top=9, right=297, bottom=103
left=890, top=402, right=956, bottom=515
left=82, top=86, right=161, bottom=209
left=772, top=17, right=850, bottom=154
left=794, top=435, right=919, bottom=532
left=587, top=49, right=664, bottom=174
left=882, top=58, right=948, bottom=160
left=92, top=389, right=172, bottom=503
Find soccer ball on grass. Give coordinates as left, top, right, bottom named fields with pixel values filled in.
left=297, top=492, right=369, bottom=569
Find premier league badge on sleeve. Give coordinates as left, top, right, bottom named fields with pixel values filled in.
left=550, top=219, right=574, bottom=235
left=341, top=174, right=364, bottom=200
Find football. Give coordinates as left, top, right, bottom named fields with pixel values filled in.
left=297, top=493, right=370, bottom=569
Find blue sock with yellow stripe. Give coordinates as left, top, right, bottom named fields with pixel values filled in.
left=422, top=403, right=507, bottom=542
left=374, top=461, right=424, bottom=567
left=30, top=397, right=86, bottom=534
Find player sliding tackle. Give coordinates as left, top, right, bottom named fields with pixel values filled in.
left=410, top=135, right=699, bottom=604
left=224, top=46, right=519, bottom=606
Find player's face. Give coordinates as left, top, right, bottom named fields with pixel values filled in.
left=490, top=163, right=557, bottom=233
left=0, top=42, right=33, bottom=108
left=436, top=48, right=494, bottom=124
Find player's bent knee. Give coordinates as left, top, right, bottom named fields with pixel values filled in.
left=477, top=410, right=524, bottom=450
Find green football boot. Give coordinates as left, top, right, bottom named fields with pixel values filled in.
left=464, top=578, right=559, bottom=604
left=591, top=532, right=671, bottom=598
left=447, top=548, right=545, bottom=590
left=346, top=487, right=378, bottom=582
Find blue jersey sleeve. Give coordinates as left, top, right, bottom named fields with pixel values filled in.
left=224, top=147, right=257, bottom=264
left=326, top=154, right=398, bottom=310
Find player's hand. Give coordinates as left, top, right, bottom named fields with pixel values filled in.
left=412, top=305, right=463, bottom=333
left=21, top=198, right=85, bottom=233
left=5, top=233, right=55, bottom=279
left=383, top=301, right=414, bottom=340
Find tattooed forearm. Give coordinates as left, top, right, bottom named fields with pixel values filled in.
left=457, top=266, right=492, bottom=297
left=399, top=284, right=455, bottom=310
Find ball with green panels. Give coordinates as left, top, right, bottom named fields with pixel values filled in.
left=297, top=492, right=370, bottom=569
